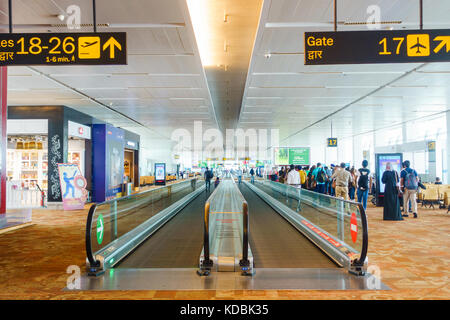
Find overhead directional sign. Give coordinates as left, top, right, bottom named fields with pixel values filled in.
left=327, top=138, right=338, bottom=147
left=304, top=29, right=450, bottom=65
left=0, top=32, right=126, bottom=66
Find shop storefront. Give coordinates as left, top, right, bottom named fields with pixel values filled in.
left=7, top=106, right=97, bottom=204
left=92, top=124, right=140, bottom=202
left=7, top=119, right=48, bottom=191
left=124, top=131, right=140, bottom=190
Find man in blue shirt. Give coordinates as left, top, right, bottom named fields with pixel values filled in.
left=312, top=163, right=326, bottom=194
left=400, top=160, right=419, bottom=218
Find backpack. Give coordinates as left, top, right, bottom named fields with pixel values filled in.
left=404, top=169, right=418, bottom=190
left=317, top=168, right=326, bottom=183
left=358, top=169, right=369, bottom=190
left=206, top=170, right=213, bottom=180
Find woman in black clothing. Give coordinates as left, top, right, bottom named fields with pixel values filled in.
left=381, top=162, right=404, bottom=221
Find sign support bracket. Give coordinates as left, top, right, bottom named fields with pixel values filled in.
left=92, top=0, right=97, bottom=33
left=8, top=0, right=12, bottom=33
left=333, top=0, right=337, bottom=32
left=419, top=0, right=423, bottom=30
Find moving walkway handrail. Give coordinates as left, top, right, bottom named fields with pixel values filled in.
left=85, top=178, right=197, bottom=270
left=260, top=180, right=368, bottom=268
left=201, top=178, right=250, bottom=272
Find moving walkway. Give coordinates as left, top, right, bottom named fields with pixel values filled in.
left=85, top=176, right=368, bottom=278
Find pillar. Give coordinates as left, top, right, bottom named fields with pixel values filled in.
left=0, top=67, right=6, bottom=214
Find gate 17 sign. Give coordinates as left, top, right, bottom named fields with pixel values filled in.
left=304, top=29, right=450, bottom=65
left=0, top=32, right=126, bottom=66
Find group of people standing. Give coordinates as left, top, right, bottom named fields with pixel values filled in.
left=381, top=160, right=420, bottom=221
left=269, top=161, right=373, bottom=210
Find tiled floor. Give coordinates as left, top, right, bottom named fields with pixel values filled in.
left=0, top=199, right=448, bottom=300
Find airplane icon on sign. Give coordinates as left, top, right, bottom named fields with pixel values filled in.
left=410, top=37, right=427, bottom=54
left=407, top=34, right=430, bottom=57
left=81, top=40, right=99, bottom=48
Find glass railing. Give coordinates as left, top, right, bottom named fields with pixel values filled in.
left=249, top=180, right=368, bottom=273
left=86, top=178, right=203, bottom=272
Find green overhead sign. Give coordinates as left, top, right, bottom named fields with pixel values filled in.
left=275, top=147, right=310, bottom=166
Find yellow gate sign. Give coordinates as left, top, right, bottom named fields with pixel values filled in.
left=0, top=32, right=126, bottom=65
left=305, top=29, right=450, bottom=65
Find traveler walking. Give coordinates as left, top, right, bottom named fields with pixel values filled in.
left=382, top=162, right=403, bottom=221
left=286, top=164, right=301, bottom=211
left=312, top=163, right=327, bottom=194
left=204, top=167, right=213, bottom=192
left=356, top=160, right=372, bottom=210
left=331, top=163, right=352, bottom=200
left=400, top=160, right=419, bottom=218
left=278, top=167, right=286, bottom=184
left=349, top=167, right=357, bottom=200
left=237, top=167, right=243, bottom=184
left=286, top=164, right=301, bottom=186
left=324, top=166, right=333, bottom=194
left=307, top=165, right=316, bottom=190
left=250, top=167, right=255, bottom=184
left=298, top=166, right=307, bottom=189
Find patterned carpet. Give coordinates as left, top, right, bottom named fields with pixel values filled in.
left=0, top=199, right=448, bottom=300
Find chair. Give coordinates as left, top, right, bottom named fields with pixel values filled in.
left=421, top=187, right=440, bottom=209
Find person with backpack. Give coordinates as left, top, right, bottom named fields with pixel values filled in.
left=400, top=160, right=419, bottom=218
left=312, top=163, right=327, bottom=194
left=307, top=165, right=315, bottom=190
left=356, top=160, right=372, bottom=210
left=249, top=167, right=255, bottom=184
left=204, top=167, right=213, bottom=192
left=236, top=167, right=243, bottom=184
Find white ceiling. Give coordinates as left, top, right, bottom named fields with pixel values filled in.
left=239, top=0, right=450, bottom=147
left=4, top=0, right=450, bottom=153
left=4, top=0, right=219, bottom=142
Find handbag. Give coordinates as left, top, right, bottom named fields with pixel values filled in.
left=332, top=179, right=336, bottom=189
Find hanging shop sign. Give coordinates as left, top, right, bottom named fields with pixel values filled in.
left=0, top=32, right=126, bottom=66
left=68, top=121, right=91, bottom=139
left=304, top=29, right=450, bottom=65
left=58, top=163, right=88, bottom=210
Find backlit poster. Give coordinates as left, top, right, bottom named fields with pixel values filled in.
left=274, top=147, right=289, bottom=165
left=58, top=163, right=87, bottom=210
left=155, top=163, right=166, bottom=185
left=106, top=127, right=124, bottom=199
left=376, top=153, right=402, bottom=193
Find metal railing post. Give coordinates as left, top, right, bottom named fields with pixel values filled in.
left=110, top=200, right=118, bottom=240
left=198, top=201, right=213, bottom=276
left=239, top=201, right=252, bottom=275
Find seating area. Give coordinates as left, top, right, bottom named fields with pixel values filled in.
left=417, top=183, right=450, bottom=210
left=139, top=176, right=155, bottom=186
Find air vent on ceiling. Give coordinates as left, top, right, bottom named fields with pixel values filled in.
left=343, top=21, right=402, bottom=25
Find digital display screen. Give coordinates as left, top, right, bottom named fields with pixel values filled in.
left=155, top=163, right=166, bottom=182
left=377, top=154, right=402, bottom=193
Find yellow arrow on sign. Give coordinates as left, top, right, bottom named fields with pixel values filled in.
left=102, top=37, right=122, bottom=59
left=433, top=36, right=450, bottom=53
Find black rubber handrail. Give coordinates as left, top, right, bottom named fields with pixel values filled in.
left=354, top=202, right=369, bottom=267
left=85, top=203, right=100, bottom=267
